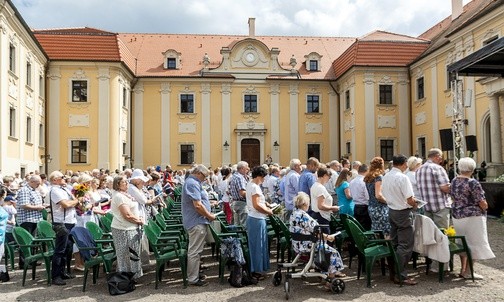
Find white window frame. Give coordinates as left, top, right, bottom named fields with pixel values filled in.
left=243, top=94, right=258, bottom=113
left=306, top=94, right=320, bottom=113
left=180, top=93, right=195, bottom=114
left=26, top=116, right=32, bottom=143
left=378, top=84, right=393, bottom=105
left=163, top=49, right=182, bottom=69
left=304, top=52, right=322, bottom=72
left=9, top=107, right=16, bottom=138
left=180, top=143, right=195, bottom=165
left=70, top=79, right=89, bottom=103
left=416, top=77, right=424, bottom=100
left=69, top=139, right=89, bottom=164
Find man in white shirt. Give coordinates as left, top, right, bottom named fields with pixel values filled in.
left=325, top=160, right=340, bottom=205
left=382, top=154, right=417, bottom=286
left=348, top=164, right=371, bottom=230
left=349, top=161, right=362, bottom=182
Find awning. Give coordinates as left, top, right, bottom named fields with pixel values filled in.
left=447, top=37, right=504, bottom=77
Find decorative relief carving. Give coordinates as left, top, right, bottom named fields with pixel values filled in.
left=289, top=84, right=299, bottom=95
left=69, top=114, right=90, bottom=127
left=398, top=73, right=409, bottom=85
left=200, top=83, right=211, bottom=94
left=415, top=112, right=426, bottom=125
left=8, top=80, right=17, bottom=98
left=343, top=77, right=356, bottom=90
left=305, top=123, right=322, bottom=133
left=414, top=100, right=426, bottom=108
left=39, top=102, right=44, bottom=116
left=47, top=67, right=61, bottom=80
left=308, top=86, right=321, bottom=94
left=159, top=83, right=171, bottom=94
left=121, top=117, right=128, bottom=130
left=377, top=115, right=396, bottom=128
left=221, top=83, right=231, bottom=94
left=26, top=93, right=34, bottom=109
left=178, top=122, right=196, bottom=134
left=241, top=114, right=259, bottom=120
left=0, top=17, right=6, bottom=34
left=377, top=105, right=396, bottom=112
left=72, top=69, right=87, bottom=79
left=133, top=83, right=144, bottom=94
left=97, top=68, right=110, bottom=81
left=415, top=67, right=423, bottom=78
left=269, top=84, right=280, bottom=95
left=364, top=73, right=375, bottom=85
left=378, top=75, right=392, bottom=84
left=178, top=113, right=196, bottom=120
left=244, top=85, right=257, bottom=94
left=306, top=113, right=322, bottom=120
left=445, top=103, right=454, bottom=117
left=344, top=120, right=353, bottom=132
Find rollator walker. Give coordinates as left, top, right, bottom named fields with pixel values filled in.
left=273, top=225, right=345, bottom=300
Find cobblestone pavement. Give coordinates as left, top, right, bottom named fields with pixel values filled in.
left=2, top=218, right=503, bottom=302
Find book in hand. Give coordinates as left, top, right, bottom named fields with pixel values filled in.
left=269, top=203, right=280, bottom=210
left=214, top=210, right=224, bottom=217
left=414, top=198, right=427, bottom=208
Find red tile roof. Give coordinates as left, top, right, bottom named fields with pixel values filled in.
left=332, top=31, right=429, bottom=78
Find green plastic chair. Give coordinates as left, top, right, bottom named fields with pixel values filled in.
left=13, top=227, right=54, bottom=286
left=36, top=220, right=56, bottom=251
left=144, top=223, right=187, bottom=289
left=85, top=221, right=115, bottom=257
left=41, top=208, right=48, bottom=221
left=269, top=215, right=290, bottom=262
left=275, top=216, right=293, bottom=263
left=345, top=219, right=402, bottom=287
left=70, top=227, right=116, bottom=292
left=4, top=235, right=17, bottom=270
left=99, top=215, right=113, bottom=233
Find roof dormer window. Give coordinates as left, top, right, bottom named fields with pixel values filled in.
left=163, top=49, right=181, bottom=69
left=304, top=52, right=322, bottom=72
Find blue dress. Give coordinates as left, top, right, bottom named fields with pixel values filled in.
left=365, top=176, right=390, bottom=236
left=336, top=181, right=354, bottom=216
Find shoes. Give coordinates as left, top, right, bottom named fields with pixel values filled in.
left=0, top=271, right=10, bottom=282
left=394, top=277, right=418, bottom=286
left=62, top=272, right=75, bottom=280
left=73, top=266, right=85, bottom=272
left=52, top=277, right=67, bottom=286
left=460, top=272, right=484, bottom=280
left=189, top=279, right=208, bottom=287
left=252, top=272, right=266, bottom=281
left=199, top=273, right=207, bottom=281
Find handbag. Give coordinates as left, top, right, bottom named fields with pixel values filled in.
left=107, top=271, right=136, bottom=295
left=313, top=227, right=331, bottom=272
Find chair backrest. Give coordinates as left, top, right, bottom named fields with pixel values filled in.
left=100, top=215, right=112, bottom=233
left=13, top=227, right=35, bottom=257
left=37, top=220, right=56, bottom=238
left=86, top=221, right=106, bottom=240
left=345, top=219, right=370, bottom=252
left=41, top=208, right=48, bottom=221
left=155, top=214, right=167, bottom=230
left=274, top=215, right=291, bottom=241
left=148, top=219, right=163, bottom=237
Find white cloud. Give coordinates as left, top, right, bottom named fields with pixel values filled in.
left=11, top=0, right=470, bottom=37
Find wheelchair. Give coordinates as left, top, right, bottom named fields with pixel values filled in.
left=273, top=225, right=345, bottom=300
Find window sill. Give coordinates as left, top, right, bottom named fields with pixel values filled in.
left=415, top=98, right=425, bottom=102
left=8, top=136, right=18, bottom=142
left=377, top=104, right=396, bottom=107
left=8, top=70, right=18, bottom=80
left=25, top=141, right=33, bottom=146
left=241, top=112, right=259, bottom=115
left=68, top=101, right=90, bottom=105
left=25, top=85, right=34, bottom=93
left=305, top=112, right=322, bottom=115
left=68, top=163, right=91, bottom=166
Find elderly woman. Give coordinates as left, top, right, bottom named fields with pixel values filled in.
left=290, top=192, right=345, bottom=281
left=335, top=168, right=353, bottom=216
left=310, top=166, right=339, bottom=227
left=364, top=157, right=390, bottom=237
left=110, top=175, right=144, bottom=280
left=405, top=156, right=423, bottom=199
left=97, top=176, right=113, bottom=211
left=246, top=166, right=273, bottom=281
left=451, top=157, right=495, bottom=280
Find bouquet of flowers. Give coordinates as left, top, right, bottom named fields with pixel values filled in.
left=445, top=225, right=456, bottom=237
left=72, top=183, right=92, bottom=215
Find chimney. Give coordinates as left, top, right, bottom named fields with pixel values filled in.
left=248, top=18, right=256, bottom=38
left=451, top=0, right=463, bottom=20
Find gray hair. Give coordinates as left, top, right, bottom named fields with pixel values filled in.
left=236, top=161, right=249, bottom=170
left=458, top=157, right=476, bottom=173
left=294, top=192, right=310, bottom=209
left=329, top=160, right=340, bottom=168
left=191, top=164, right=210, bottom=176
left=289, top=158, right=301, bottom=170
left=407, top=156, right=423, bottom=171
left=427, top=148, right=443, bottom=158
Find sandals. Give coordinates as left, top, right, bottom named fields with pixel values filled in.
left=252, top=272, right=266, bottom=281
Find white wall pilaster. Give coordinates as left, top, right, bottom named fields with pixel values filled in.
left=289, top=84, right=299, bottom=159
left=160, top=82, right=171, bottom=167
left=201, top=83, right=211, bottom=167
left=97, top=67, right=110, bottom=169
left=270, top=84, right=280, bottom=163
left=328, top=90, right=338, bottom=160
left=221, top=84, right=231, bottom=166
left=133, top=83, right=144, bottom=168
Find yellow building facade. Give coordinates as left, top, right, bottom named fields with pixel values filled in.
left=2, top=0, right=503, bottom=178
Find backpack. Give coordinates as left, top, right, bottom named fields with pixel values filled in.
left=227, top=261, right=257, bottom=288
left=107, top=272, right=136, bottom=295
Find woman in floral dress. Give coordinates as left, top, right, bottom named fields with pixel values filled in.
left=364, top=157, right=390, bottom=237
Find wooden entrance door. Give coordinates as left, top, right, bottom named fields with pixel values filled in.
left=241, top=138, right=260, bottom=168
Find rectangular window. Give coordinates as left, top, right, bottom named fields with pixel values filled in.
left=345, top=90, right=350, bottom=109
left=309, top=60, right=318, bottom=71
left=446, top=71, right=453, bottom=91
left=167, top=58, right=176, bottom=69
left=122, top=142, right=127, bottom=156
left=379, top=84, right=392, bottom=105
left=417, top=77, right=424, bottom=100
left=380, top=139, right=394, bottom=162
left=306, top=95, right=319, bottom=113
left=26, top=117, right=32, bottom=142
left=39, top=75, right=44, bottom=97
left=180, top=94, right=194, bottom=113
left=72, top=80, right=88, bottom=102
left=122, top=87, right=127, bottom=107
left=9, top=108, right=16, bottom=137
left=244, top=94, right=257, bottom=113
left=346, top=141, right=351, bottom=155
left=9, top=44, right=15, bottom=72
left=26, top=62, right=32, bottom=87
left=39, top=123, right=44, bottom=147
left=180, top=144, right=194, bottom=165
left=71, top=140, right=88, bottom=163
left=307, top=144, right=320, bottom=161
left=418, top=137, right=426, bottom=159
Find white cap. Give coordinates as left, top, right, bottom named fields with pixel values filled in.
left=130, top=169, right=148, bottom=182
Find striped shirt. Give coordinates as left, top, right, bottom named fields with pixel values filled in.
left=16, top=185, right=43, bottom=224
left=416, top=159, right=450, bottom=212
left=229, top=172, right=247, bottom=202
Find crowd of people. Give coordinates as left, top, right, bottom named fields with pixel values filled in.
left=0, top=149, right=496, bottom=291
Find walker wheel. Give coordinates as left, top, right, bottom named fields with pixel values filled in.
left=284, top=280, right=290, bottom=300
left=330, top=278, right=345, bottom=294
left=273, top=271, right=282, bottom=286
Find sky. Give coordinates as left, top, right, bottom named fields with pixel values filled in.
left=12, top=0, right=471, bottom=38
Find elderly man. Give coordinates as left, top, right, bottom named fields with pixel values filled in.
left=416, top=148, right=451, bottom=229
left=349, top=161, right=362, bottom=182
left=229, top=161, right=250, bottom=227
left=48, top=170, right=79, bottom=285
left=283, top=159, right=302, bottom=221
left=349, top=164, right=371, bottom=230
left=325, top=160, right=340, bottom=205
left=382, top=155, right=418, bottom=285
left=16, top=175, right=46, bottom=269
left=181, top=164, right=215, bottom=287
